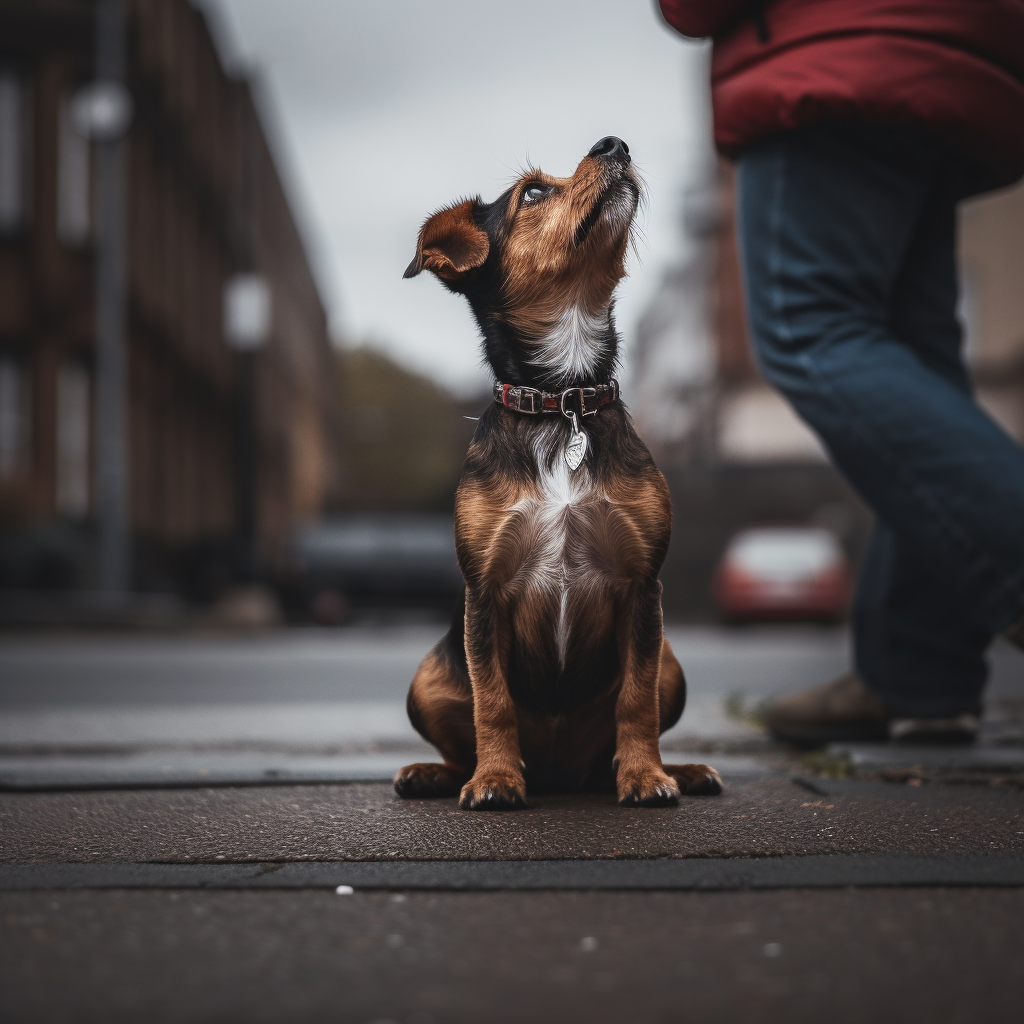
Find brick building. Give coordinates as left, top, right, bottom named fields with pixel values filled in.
left=0, top=0, right=338, bottom=592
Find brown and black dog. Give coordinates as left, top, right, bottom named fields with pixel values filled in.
left=395, top=137, right=721, bottom=810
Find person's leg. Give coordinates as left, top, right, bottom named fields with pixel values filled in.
left=852, top=178, right=991, bottom=715
left=736, top=123, right=1024, bottom=718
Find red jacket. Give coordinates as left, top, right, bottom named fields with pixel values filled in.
left=658, top=0, right=1024, bottom=189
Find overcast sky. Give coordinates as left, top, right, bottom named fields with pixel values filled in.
left=200, top=0, right=714, bottom=395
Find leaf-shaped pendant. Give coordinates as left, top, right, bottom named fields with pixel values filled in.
left=564, top=429, right=587, bottom=471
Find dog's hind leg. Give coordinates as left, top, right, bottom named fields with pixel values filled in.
left=658, top=637, right=686, bottom=733
left=662, top=762, right=722, bottom=795
left=394, top=760, right=470, bottom=798
left=394, top=637, right=476, bottom=799
left=658, top=638, right=723, bottom=795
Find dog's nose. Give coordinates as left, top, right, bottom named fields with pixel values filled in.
left=588, top=136, right=630, bottom=162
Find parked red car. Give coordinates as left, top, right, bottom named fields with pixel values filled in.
left=714, top=526, right=851, bottom=623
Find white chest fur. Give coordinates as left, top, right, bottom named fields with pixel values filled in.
left=516, top=423, right=603, bottom=666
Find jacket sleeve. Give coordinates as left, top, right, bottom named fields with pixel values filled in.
left=656, top=0, right=755, bottom=39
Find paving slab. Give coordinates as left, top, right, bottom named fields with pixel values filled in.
left=2, top=888, right=1022, bottom=1024
left=0, top=751, right=430, bottom=789
left=0, top=750, right=773, bottom=791
left=2, top=779, right=1022, bottom=865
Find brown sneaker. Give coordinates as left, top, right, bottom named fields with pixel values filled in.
left=766, top=673, right=890, bottom=746
left=767, top=673, right=980, bottom=747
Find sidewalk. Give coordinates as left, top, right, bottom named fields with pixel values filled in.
left=1, top=625, right=1023, bottom=1022
left=2, top=776, right=1023, bottom=1023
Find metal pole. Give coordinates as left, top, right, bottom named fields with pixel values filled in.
left=226, top=91, right=266, bottom=585
left=233, top=349, right=257, bottom=581
left=94, top=0, right=129, bottom=596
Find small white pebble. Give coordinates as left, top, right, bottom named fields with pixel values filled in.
left=763, top=942, right=782, bottom=957
left=390, top=893, right=407, bottom=903
left=580, top=936, right=599, bottom=951
left=335, top=885, right=354, bottom=895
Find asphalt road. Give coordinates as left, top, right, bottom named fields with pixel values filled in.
left=0, top=624, right=854, bottom=703
left=1, top=625, right=1022, bottom=784
left=2, top=624, right=1020, bottom=706
left=0, top=624, right=859, bottom=755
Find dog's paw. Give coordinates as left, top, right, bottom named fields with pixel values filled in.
left=459, top=773, right=527, bottom=811
left=664, top=763, right=723, bottom=796
left=617, top=767, right=681, bottom=807
left=393, top=762, right=469, bottom=799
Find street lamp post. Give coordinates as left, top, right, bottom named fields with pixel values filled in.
left=223, top=273, right=271, bottom=582
left=73, top=0, right=134, bottom=598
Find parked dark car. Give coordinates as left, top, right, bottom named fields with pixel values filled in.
left=713, top=526, right=851, bottom=623
left=277, top=514, right=463, bottom=622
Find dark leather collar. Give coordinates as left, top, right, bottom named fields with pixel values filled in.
left=493, top=380, right=620, bottom=418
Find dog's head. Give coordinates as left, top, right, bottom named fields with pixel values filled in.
left=405, top=137, right=641, bottom=386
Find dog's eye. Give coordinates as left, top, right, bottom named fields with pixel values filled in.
left=523, top=184, right=553, bottom=204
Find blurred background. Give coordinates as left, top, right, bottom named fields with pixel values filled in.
left=1, top=0, right=1023, bottom=629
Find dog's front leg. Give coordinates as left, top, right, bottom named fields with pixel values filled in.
left=614, top=583, right=681, bottom=806
left=459, top=589, right=526, bottom=810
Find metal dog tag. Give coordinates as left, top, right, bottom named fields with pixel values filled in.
left=564, top=413, right=587, bottom=471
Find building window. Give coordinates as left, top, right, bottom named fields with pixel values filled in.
left=0, top=356, right=31, bottom=480
left=58, top=94, right=90, bottom=246
left=56, top=362, right=90, bottom=518
left=0, top=73, right=31, bottom=234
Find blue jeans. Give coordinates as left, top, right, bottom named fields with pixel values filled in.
left=736, top=123, right=1024, bottom=716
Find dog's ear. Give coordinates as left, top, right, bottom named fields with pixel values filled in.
left=403, top=199, right=489, bottom=282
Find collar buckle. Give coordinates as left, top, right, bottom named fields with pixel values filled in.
left=560, top=387, right=599, bottom=420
